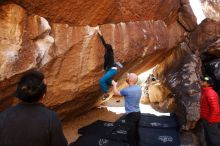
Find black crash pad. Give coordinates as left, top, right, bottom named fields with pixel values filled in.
left=105, top=123, right=129, bottom=142
left=69, top=135, right=127, bottom=146
left=77, top=119, right=129, bottom=143
left=139, top=114, right=178, bottom=129
left=139, top=127, right=180, bottom=146
left=78, top=120, right=116, bottom=136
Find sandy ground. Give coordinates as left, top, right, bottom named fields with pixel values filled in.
left=62, top=96, right=123, bottom=144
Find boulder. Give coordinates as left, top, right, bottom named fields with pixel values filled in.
left=11, top=0, right=180, bottom=26
left=200, top=0, right=220, bottom=22
left=189, top=19, right=220, bottom=52
left=0, top=3, right=186, bottom=118
left=178, top=0, right=197, bottom=31
left=155, top=42, right=201, bottom=129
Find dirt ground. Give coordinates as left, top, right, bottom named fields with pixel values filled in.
left=62, top=96, right=123, bottom=144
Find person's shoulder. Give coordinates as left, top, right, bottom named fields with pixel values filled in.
left=40, top=105, right=57, bottom=115
left=0, top=104, right=20, bottom=115
left=38, top=105, right=60, bottom=123
left=136, top=85, right=141, bottom=88
left=120, top=86, right=130, bottom=95
left=0, top=105, right=19, bottom=122
left=205, top=87, right=217, bottom=93
left=125, top=85, right=140, bottom=89
left=41, top=106, right=59, bottom=120
left=34, top=104, right=57, bottom=117
left=134, top=85, right=141, bottom=90
left=0, top=108, right=8, bottom=118
left=120, top=87, right=127, bottom=93
left=204, top=87, right=218, bottom=97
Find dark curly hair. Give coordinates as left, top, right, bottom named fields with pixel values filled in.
left=16, top=70, right=47, bottom=103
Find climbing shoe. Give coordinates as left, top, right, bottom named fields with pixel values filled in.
left=102, top=93, right=109, bottom=100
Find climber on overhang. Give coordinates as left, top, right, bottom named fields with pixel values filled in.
left=97, top=29, right=122, bottom=100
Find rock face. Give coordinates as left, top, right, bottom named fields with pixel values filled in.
left=207, top=39, right=220, bottom=57
left=178, top=0, right=197, bottom=31
left=200, top=0, right=220, bottom=22
left=0, top=4, right=55, bottom=81
left=0, top=4, right=26, bottom=80
left=149, top=15, right=220, bottom=143
left=155, top=43, right=201, bottom=129
left=0, top=3, right=54, bottom=110
left=0, top=2, right=185, bottom=118
left=148, top=81, right=168, bottom=103
left=34, top=20, right=176, bottom=116
left=11, top=0, right=180, bottom=26
left=189, top=19, right=220, bottom=52
left=142, top=75, right=177, bottom=113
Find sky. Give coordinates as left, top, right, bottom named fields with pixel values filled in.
left=189, top=0, right=206, bottom=24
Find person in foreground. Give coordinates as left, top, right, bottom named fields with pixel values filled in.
left=112, top=73, right=142, bottom=146
left=200, top=76, right=220, bottom=146
left=0, top=70, right=68, bottom=146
